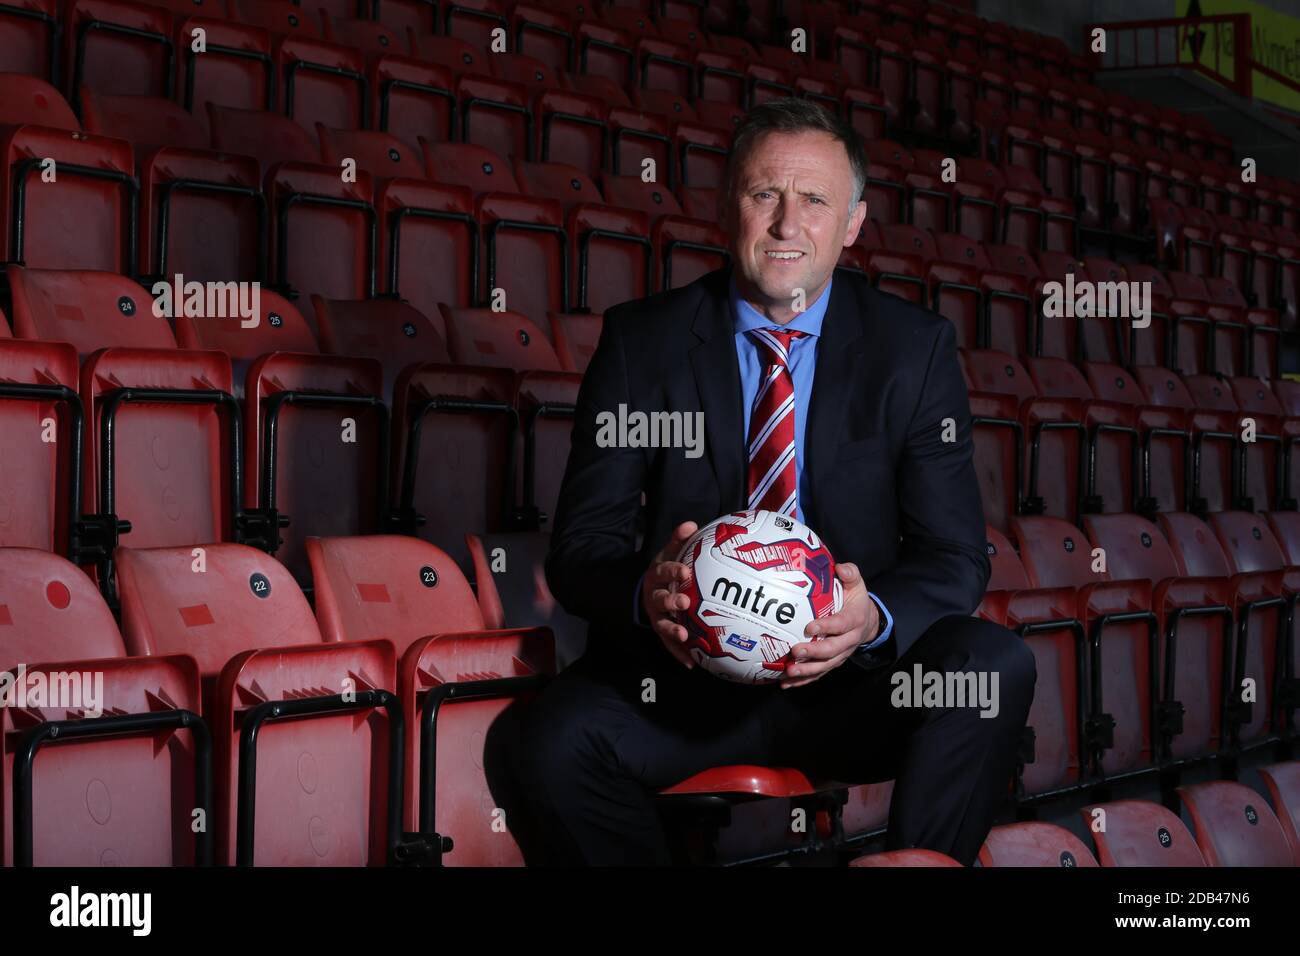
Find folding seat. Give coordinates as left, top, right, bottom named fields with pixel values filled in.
left=606, top=106, right=672, bottom=187
left=514, top=369, right=579, bottom=532
left=1212, top=214, right=1255, bottom=294
left=1257, top=762, right=1300, bottom=863
left=1118, top=264, right=1178, bottom=370
left=1073, top=258, right=1131, bottom=364
left=1159, top=511, right=1288, bottom=751
left=173, top=286, right=316, bottom=400
left=529, top=83, right=605, bottom=176
left=407, top=32, right=489, bottom=78
left=65, top=0, right=174, bottom=106
left=274, top=36, right=367, bottom=138
left=1002, top=166, right=1076, bottom=254
left=1225, top=377, right=1286, bottom=512
left=441, top=0, right=508, bottom=49
left=10, top=268, right=247, bottom=603
left=1164, top=272, right=1223, bottom=376
left=1243, top=221, right=1285, bottom=319
left=0, top=77, right=136, bottom=273
left=570, top=15, right=635, bottom=87
left=693, top=49, right=746, bottom=107
left=1177, top=780, right=1293, bottom=866
left=1204, top=511, right=1297, bottom=746
left=80, top=88, right=205, bottom=152
left=115, top=543, right=399, bottom=865
left=391, top=363, right=517, bottom=568
left=316, top=125, right=473, bottom=318
left=1083, top=513, right=1230, bottom=762
left=972, top=525, right=1090, bottom=798
left=321, top=16, right=410, bottom=62
left=861, top=140, right=911, bottom=227
left=457, top=72, right=532, bottom=161
left=510, top=3, right=574, bottom=72
left=0, top=338, right=81, bottom=554
left=849, top=849, right=962, bottom=867
left=207, top=103, right=317, bottom=176
left=241, top=342, right=388, bottom=585
left=859, top=225, right=925, bottom=306
left=842, top=85, right=887, bottom=142
left=229, top=0, right=320, bottom=38
left=0, top=0, right=58, bottom=83
left=0, top=548, right=206, bottom=865
left=1202, top=277, right=1279, bottom=380
left=1080, top=800, right=1206, bottom=865
left=900, top=148, right=952, bottom=235
left=976, top=822, right=1098, bottom=867
left=634, top=36, right=692, bottom=96
left=425, top=143, right=566, bottom=321
left=439, top=306, right=561, bottom=372
left=952, top=158, right=1003, bottom=244
left=600, top=174, right=725, bottom=291
left=1136, top=370, right=1233, bottom=514
left=548, top=310, right=601, bottom=374
left=1013, top=515, right=1159, bottom=783
left=880, top=225, right=975, bottom=348
left=304, top=533, right=552, bottom=864
left=673, top=120, right=730, bottom=191
left=935, top=233, right=1034, bottom=357
left=312, top=295, right=449, bottom=402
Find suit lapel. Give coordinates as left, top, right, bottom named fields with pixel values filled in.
left=804, top=275, right=868, bottom=531
left=689, top=270, right=746, bottom=511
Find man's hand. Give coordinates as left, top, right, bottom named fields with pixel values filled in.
left=781, top=563, right=880, bottom=689
left=640, top=521, right=700, bottom=669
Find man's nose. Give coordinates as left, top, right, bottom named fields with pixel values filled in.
left=768, top=196, right=801, bottom=239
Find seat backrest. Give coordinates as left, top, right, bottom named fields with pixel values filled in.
left=1082, top=514, right=1180, bottom=582
left=599, top=174, right=684, bottom=218
left=312, top=296, right=448, bottom=398
left=1207, top=511, right=1286, bottom=574
left=424, top=142, right=518, bottom=193
left=1257, top=762, right=1300, bottom=865
left=977, top=822, right=1098, bottom=867
left=208, top=104, right=318, bottom=175
left=0, top=548, right=124, bottom=666
left=1178, top=780, right=1294, bottom=866
left=984, top=525, right=1028, bottom=590
left=7, top=266, right=175, bottom=356
left=116, top=543, right=321, bottom=676
left=440, top=307, right=562, bottom=371
left=850, top=849, right=962, bottom=867
left=80, top=88, right=207, bottom=151
left=0, top=74, right=79, bottom=129
left=547, top=310, right=602, bottom=373
left=513, top=159, right=604, bottom=209
left=308, top=534, right=484, bottom=656
left=1026, top=356, right=1093, bottom=400
left=1156, top=513, right=1232, bottom=577
left=1081, top=800, right=1206, bottom=866
left=959, top=349, right=1036, bottom=403
left=316, top=125, right=425, bottom=180
left=1011, top=516, right=1099, bottom=588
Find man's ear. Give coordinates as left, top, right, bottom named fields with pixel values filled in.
left=843, top=199, right=868, bottom=247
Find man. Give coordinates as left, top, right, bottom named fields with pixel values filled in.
left=512, top=98, right=1035, bottom=866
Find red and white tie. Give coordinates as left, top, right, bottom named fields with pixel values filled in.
left=746, top=327, right=805, bottom=517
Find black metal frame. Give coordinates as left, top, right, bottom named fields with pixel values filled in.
left=1137, top=424, right=1191, bottom=519
left=236, top=689, right=402, bottom=866
left=515, top=19, right=573, bottom=73
left=1083, top=420, right=1139, bottom=514
left=283, top=58, right=367, bottom=129
left=418, top=674, right=548, bottom=863
left=151, top=178, right=266, bottom=285
left=662, top=239, right=728, bottom=293
left=540, top=106, right=606, bottom=167
left=1189, top=425, right=1235, bottom=517
left=0, top=0, right=59, bottom=85
left=611, top=126, right=673, bottom=187
left=255, top=391, right=392, bottom=554
left=14, top=708, right=212, bottom=866
left=386, top=205, right=478, bottom=304
left=72, top=19, right=173, bottom=114
left=461, top=95, right=533, bottom=162
left=274, top=190, right=377, bottom=299
left=0, top=382, right=83, bottom=561
left=377, top=77, right=457, bottom=144
left=396, top=395, right=518, bottom=535
left=10, top=157, right=139, bottom=276
left=1230, top=595, right=1288, bottom=751
left=1161, top=603, right=1233, bottom=765
left=183, top=42, right=274, bottom=113
left=576, top=227, right=652, bottom=311
left=1013, top=618, right=1093, bottom=803
left=520, top=399, right=574, bottom=528
left=1023, top=419, right=1087, bottom=517
left=677, top=139, right=726, bottom=190
left=485, top=218, right=568, bottom=311
left=970, top=414, right=1025, bottom=521
left=1086, top=609, right=1158, bottom=783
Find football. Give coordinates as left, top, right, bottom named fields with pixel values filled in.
left=670, top=510, right=844, bottom=684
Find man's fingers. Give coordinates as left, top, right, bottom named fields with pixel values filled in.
left=661, top=634, right=695, bottom=668
left=782, top=647, right=855, bottom=688
left=658, top=521, right=699, bottom=562
left=787, top=632, right=856, bottom=662
left=650, top=560, right=690, bottom=587
left=654, top=617, right=688, bottom=643
left=804, top=605, right=867, bottom=638
left=836, top=561, right=863, bottom=587
left=650, top=587, right=689, bottom=616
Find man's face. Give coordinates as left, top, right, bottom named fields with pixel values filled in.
left=724, top=129, right=867, bottom=322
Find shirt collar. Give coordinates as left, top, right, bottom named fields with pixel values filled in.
left=729, top=274, right=833, bottom=338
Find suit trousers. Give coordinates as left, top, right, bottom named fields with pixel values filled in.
left=508, top=614, right=1036, bottom=865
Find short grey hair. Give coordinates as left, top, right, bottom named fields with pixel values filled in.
left=721, top=97, right=867, bottom=213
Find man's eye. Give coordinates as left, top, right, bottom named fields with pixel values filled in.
left=808, top=196, right=825, bottom=205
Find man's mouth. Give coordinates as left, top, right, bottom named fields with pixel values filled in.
left=765, top=251, right=804, bottom=260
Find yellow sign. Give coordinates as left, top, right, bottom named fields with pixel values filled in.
left=1175, top=0, right=1300, bottom=113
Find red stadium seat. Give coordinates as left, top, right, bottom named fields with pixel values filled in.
left=116, top=543, right=400, bottom=866
left=548, top=310, right=602, bottom=374
left=312, top=295, right=449, bottom=400
left=392, top=363, right=517, bottom=570
left=976, top=822, right=1098, bottom=867
left=849, top=848, right=962, bottom=867
left=1177, top=780, right=1293, bottom=866
left=66, top=0, right=173, bottom=105
left=515, top=370, right=579, bottom=528
left=0, top=0, right=58, bottom=83
left=274, top=37, right=367, bottom=140
left=440, top=306, right=562, bottom=371
left=174, top=16, right=274, bottom=130
left=0, top=339, right=80, bottom=553
left=1257, top=762, right=1300, bottom=865
left=307, top=533, right=554, bottom=865
left=80, top=88, right=205, bottom=152
left=1080, top=799, right=1206, bottom=866
left=371, top=55, right=455, bottom=152
left=0, top=548, right=205, bottom=865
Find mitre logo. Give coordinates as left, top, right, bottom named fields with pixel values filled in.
left=709, top=576, right=797, bottom=624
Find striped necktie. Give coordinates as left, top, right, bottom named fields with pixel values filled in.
left=745, top=327, right=806, bottom=516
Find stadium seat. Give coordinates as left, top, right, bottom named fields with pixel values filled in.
left=80, top=89, right=205, bottom=152
left=1176, top=780, right=1294, bottom=866
left=66, top=0, right=173, bottom=105
left=274, top=36, right=367, bottom=139
left=392, top=363, right=518, bottom=570
left=116, top=543, right=401, bottom=865
left=0, top=339, right=81, bottom=553
left=976, top=822, right=1098, bottom=867
left=1079, top=799, right=1206, bottom=866
left=313, top=295, right=449, bottom=400
left=439, top=306, right=562, bottom=372
left=514, top=370, right=579, bottom=529
left=370, top=55, right=456, bottom=153
left=1133, top=367, right=1230, bottom=515
left=548, top=310, right=602, bottom=374
left=0, top=0, right=58, bottom=83
left=307, top=533, right=555, bottom=865
left=1257, top=762, right=1300, bottom=865
left=0, top=547, right=206, bottom=865
left=243, top=352, right=389, bottom=587
left=174, top=16, right=274, bottom=129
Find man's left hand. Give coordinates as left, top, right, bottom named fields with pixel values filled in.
left=781, top=562, right=880, bottom=690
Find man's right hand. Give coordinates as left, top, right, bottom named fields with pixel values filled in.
left=640, top=521, right=699, bottom=669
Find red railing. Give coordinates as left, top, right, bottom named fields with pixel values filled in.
left=1084, top=14, right=1300, bottom=106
